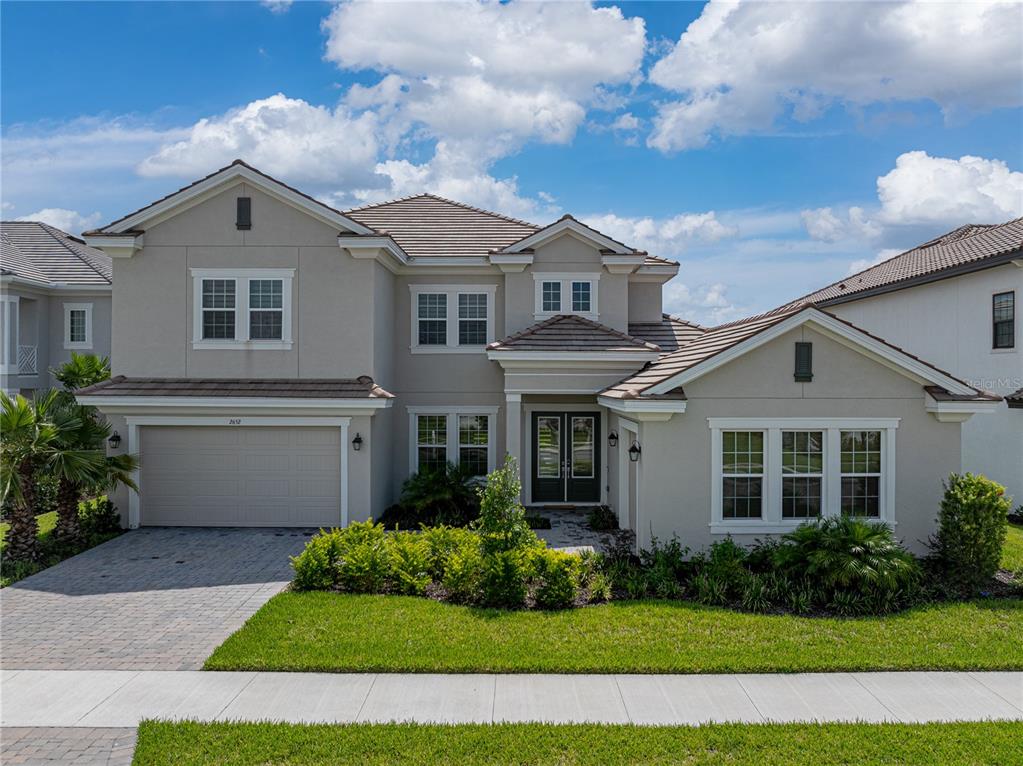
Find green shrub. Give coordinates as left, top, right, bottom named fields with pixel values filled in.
left=397, top=463, right=480, bottom=527
left=586, top=571, right=613, bottom=603
left=337, top=534, right=389, bottom=594
left=692, top=571, right=729, bottom=606
left=291, top=530, right=346, bottom=591
left=419, top=525, right=475, bottom=580
left=480, top=549, right=530, bottom=608
left=78, top=496, right=120, bottom=535
left=524, top=513, right=552, bottom=530
left=587, top=505, right=619, bottom=532
left=531, top=548, right=579, bottom=609
left=472, top=457, right=538, bottom=554
left=387, top=531, right=431, bottom=595
left=774, top=517, right=920, bottom=610
left=622, top=567, right=649, bottom=600
left=930, top=473, right=1011, bottom=589
left=441, top=535, right=483, bottom=603
left=739, top=572, right=772, bottom=613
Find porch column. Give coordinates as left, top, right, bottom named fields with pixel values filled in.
left=505, top=393, right=522, bottom=480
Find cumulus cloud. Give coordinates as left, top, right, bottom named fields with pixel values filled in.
left=16, top=208, right=102, bottom=235
left=260, top=0, right=292, bottom=13
left=663, top=280, right=741, bottom=326
left=648, top=0, right=1023, bottom=151
left=580, top=211, right=737, bottom=256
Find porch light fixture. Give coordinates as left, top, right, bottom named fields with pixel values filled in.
left=352, top=433, right=363, bottom=451
left=607, top=431, right=619, bottom=448
left=628, top=440, right=641, bottom=462
left=108, top=431, right=121, bottom=450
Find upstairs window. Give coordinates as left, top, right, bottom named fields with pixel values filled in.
left=458, top=293, right=488, bottom=346
left=993, top=291, right=1015, bottom=349
left=191, top=269, right=293, bottom=349
left=63, top=302, right=93, bottom=350
left=410, top=285, right=496, bottom=353
left=534, top=273, right=599, bottom=319
left=417, top=293, right=448, bottom=346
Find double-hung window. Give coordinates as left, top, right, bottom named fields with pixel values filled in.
left=63, top=302, right=93, bottom=350
left=410, top=285, right=497, bottom=352
left=711, top=419, right=897, bottom=532
left=993, top=291, right=1015, bottom=350
left=534, top=273, right=599, bottom=319
left=409, top=407, right=498, bottom=477
left=191, top=269, right=293, bottom=349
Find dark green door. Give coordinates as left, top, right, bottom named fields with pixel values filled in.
left=531, top=412, right=601, bottom=503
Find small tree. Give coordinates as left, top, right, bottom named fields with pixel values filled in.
left=472, top=456, right=538, bottom=554
left=51, top=352, right=111, bottom=403
left=930, top=473, right=1011, bottom=589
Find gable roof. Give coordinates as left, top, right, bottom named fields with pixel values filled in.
left=1, top=222, right=112, bottom=286
left=487, top=314, right=660, bottom=354
left=628, top=315, right=706, bottom=353
left=344, top=194, right=538, bottom=260
left=86, top=159, right=376, bottom=236
left=795, top=217, right=1023, bottom=306
left=601, top=304, right=992, bottom=402
left=494, top=214, right=638, bottom=255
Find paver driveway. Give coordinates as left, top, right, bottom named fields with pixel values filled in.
left=0, top=528, right=312, bottom=671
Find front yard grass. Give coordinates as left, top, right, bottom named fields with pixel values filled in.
left=132, top=721, right=1023, bottom=765
left=1003, top=522, right=1023, bottom=573
left=205, top=592, right=1023, bottom=673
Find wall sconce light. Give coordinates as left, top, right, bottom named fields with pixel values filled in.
left=628, top=440, right=642, bottom=462
left=108, top=431, right=122, bottom=450
left=607, top=431, right=619, bottom=448
left=352, top=433, right=363, bottom=452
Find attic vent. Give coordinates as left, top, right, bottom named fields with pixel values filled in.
left=794, top=342, right=813, bottom=383
left=236, top=197, right=252, bottom=230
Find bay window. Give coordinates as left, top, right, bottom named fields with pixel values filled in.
left=191, top=268, right=293, bottom=349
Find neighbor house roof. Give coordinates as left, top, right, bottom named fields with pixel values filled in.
left=345, top=194, right=538, bottom=260
left=628, top=315, right=706, bottom=353
left=76, top=376, right=395, bottom=400
left=1, top=221, right=112, bottom=286
left=794, top=217, right=1023, bottom=306
left=1007, top=388, right=1023, bottom=409
left=487, top=314, right=661, bottom=354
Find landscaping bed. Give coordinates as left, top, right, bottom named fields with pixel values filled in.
left=132, top=721, right=1023, bottom=765
left=205, top=592, right=1023, bottom=673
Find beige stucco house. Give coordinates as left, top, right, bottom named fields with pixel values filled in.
left=77, top=160, right=1001, bottom=552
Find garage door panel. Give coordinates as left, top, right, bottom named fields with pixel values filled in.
left=139, top=426, right=342, bottom=527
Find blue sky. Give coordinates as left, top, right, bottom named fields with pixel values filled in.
left=3, top=0, right=1021, bottom=324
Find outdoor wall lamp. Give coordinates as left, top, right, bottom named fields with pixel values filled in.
left=607, top=431, right=619, bottom=448
left=352, top=433, right=363, bottom=451
left=628, top=440, right=642, bottom=462
left=108, top=431, right=122, bottom=450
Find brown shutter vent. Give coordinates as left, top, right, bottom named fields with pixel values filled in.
left=794, top=342, right=813, bottom=382
left=236, top=197, right=252, bottom=230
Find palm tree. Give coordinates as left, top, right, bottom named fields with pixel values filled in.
left=48, top=404, right=108, bottom=547
left=0, top=391, right=70, bottom=561
left=51, top=352, right=111, bottom=401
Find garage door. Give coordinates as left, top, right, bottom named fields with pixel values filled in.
left=139, top=426, right=342, bottom=527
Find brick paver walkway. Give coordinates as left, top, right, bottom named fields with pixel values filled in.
left=0, top=728, right=137, bottom=765
left=0, top=527, right=311, bottom=670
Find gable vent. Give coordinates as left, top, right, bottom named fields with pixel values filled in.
left=794, top=341, right=813, bottom=382
left=236, top=197, right=252, bottom=230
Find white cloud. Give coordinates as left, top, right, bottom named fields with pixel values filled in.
left=15, top=208, right=102, bottom=234
left=648, top=0, right=1023, bottom=151
left=261, top=0, right=292, bottom=13
left=580, top=211, right=737, bottom=256
left=847, top=248, right=902, bottom=276
left=663, top=279, right=741, bottom=326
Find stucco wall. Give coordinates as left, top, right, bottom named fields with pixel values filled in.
left=628, top=282, right=663, bottom=323
left=633, top=326, right=962, bottom=554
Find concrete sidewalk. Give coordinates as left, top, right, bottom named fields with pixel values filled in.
left=2, top=670, right=1020, bottom=727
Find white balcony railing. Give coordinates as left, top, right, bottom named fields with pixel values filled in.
left=17, top=345, right=37, bottom=375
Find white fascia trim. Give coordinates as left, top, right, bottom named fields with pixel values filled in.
left=82, top=234, right=143, bottom=258
left=102, top=164, right=374, bottom=236
left=0, top=276, right=112, bottom=293
left=488, top=253, right=534, bottom=273
left=502, top=219, right=633, bottom=254
left=76, top=395, right=393, bottom=410
left=489, top=350, right=659, bottom=363
left=337, top=236, right=409, bottom=271
left=598, top=395, right=687, bottom=421
left=924, top=396, right=1001, bottom=422
left=601, top=254, right=645, bottom=274
left=645, top=308, right=977, bottom=397
left=630, top=264, right=680, bottom=283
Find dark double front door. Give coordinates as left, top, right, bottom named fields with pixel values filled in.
left=531, top=412, right=601, bottom=503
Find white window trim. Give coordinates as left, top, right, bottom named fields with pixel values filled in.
left=533, top=272, right=600, bottom=320
left=407, top=406, right=500, bottom=476
left=191, top=268, right=294, bottom=350
left=409, top=284, right=497, bottom=354
left=708, top=417, right=898, bottom=534
left=1, top=295, right=19, bottom=374
left=63, top=302, right=93, bottom=350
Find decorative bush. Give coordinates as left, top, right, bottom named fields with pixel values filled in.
left=473, top=457, right=539, bottom=555
left=336, top=527, right=389, bottom=594
left=480, top=549, right=530, bottom=608
left=291, top=530, right=346, bottom=591
left=419, top=525, right=475, bottom=580
left=78, top=496, right=120, bottom=536
left=587, top=505, right=619, bottom=532
left=386, top=531, right=431, bottom=595
left=929, top=473, right=1011, bottom=589
left=531, top=548, right=579, bottom=609
left=394, top=463, right=480, bottom=527
left=440, top=535, right=483, bottom=603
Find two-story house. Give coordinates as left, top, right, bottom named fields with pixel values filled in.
left=794, top=221, right=1022, bottom=507
left=78, top=160, right=999, bottom=552
left=1, top=221, right=113, bottom=395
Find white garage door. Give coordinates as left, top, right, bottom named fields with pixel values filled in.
left=139, top=426, right=342, bottom=527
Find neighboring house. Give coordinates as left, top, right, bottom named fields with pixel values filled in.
left=0, top=221, right=113, bottom=395
left=77, top=160, right=998, bottom=552
left=792, top=220, right=1022, bottom=508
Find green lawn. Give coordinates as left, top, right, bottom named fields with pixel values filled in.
left=1003, top=523, right=1023, bottom=572
left=132, top=721, right=1023, bottom=765
left=0, top=510, right=56, bottom=549
left=206, top=592, right=1023, bottom=673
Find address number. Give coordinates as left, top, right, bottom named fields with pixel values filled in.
left=228, top=418, right=242, bottom=425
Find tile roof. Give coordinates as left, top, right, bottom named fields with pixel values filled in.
left=1, top=221, right=112, bottom=286
left=345, top=194, right=538, bottom=259
left=628, top=315, right=706, bottom=353
left=795, top=217, right=1023, bottom=306
left=76, top=376, right=395, bottom=399
left=487, top=314, right=660, bottom=353
left=1007, top=388, right=1023, bottom=408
